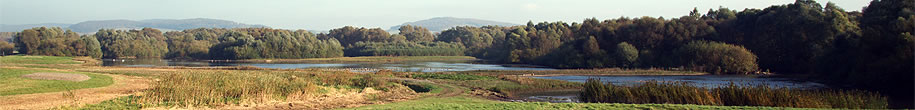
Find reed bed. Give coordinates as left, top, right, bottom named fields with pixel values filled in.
left=138, top=70, right=394, bottom=107
left=140, top=71, right=317, bottom=107
left=579, top=78, right=887, bottom=109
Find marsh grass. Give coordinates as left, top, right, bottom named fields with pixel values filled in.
left=343, top=96, right=802, bottom=110
left=579, top=78, right=888, bottom=109
left=138, top=69, right=397, bottom=107
left=140, top=70, right=319, bottom=107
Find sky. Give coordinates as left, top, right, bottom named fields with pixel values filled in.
left=0, top=0, right=871, bottom=30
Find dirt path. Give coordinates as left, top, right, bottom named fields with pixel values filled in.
left=0, top=73, right=151, bottom=109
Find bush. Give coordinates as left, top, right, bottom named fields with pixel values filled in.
left=352, top=75, right=388, bottom=89
left=677, top=40, right=758, bottom=74
left=0, top=41, right=13, bottom=55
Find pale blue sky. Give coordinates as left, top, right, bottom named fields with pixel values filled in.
left=0, top=0, right=870, bottom=30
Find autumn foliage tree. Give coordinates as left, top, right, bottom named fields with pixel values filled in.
left=13, top=27, right=102, bottom=58
left=95, top=28, right=168, bottom=58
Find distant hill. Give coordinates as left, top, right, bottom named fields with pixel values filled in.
left=389, top=17, right=518, bottom=33
left=1, top=18, right=268, bottom=33
left=68, top=18, right=268, bottom=33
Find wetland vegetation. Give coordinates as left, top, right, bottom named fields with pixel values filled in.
left=0, top=0, right=912, bottom=109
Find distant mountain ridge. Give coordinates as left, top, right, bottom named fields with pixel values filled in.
left=68, top=18, right=268, bottom=33
left=389, top=17, right=518, bottom=32
left=0, top=18, right=268, bottom=33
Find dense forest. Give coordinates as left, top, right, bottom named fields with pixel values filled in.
left=3, top=0, right=911, bottom=104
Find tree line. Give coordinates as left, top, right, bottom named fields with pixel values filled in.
left=12, top=27, right=344, bottom=60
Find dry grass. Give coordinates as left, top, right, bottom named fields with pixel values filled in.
left=140, top=70, right=319, bottom=107
left=137, top=69, right=407, bottom=108
left=579, top=79, right=888, bottom=109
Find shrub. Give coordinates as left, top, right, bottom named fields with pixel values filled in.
left=352, top=74, right=388, bottom=89
left=677, top=40, right=758, bottom=74
left=0, top=41, right=13, bottom=55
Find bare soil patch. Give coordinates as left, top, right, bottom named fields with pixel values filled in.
left=21, top=72, right=91, bottom=81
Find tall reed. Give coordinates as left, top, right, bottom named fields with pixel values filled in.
left=579, top=78, right=887, bottom=109
left=140, top=70, right=318, bottom=107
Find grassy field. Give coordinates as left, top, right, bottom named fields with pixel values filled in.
left=342, top=96, right=810, bottom=110
left=0, top=67, right=113, bottom=96
left=242, top=56, right=477, bottom=63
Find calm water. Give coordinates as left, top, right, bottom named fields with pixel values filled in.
left=101, top=58, right=554, bottom=72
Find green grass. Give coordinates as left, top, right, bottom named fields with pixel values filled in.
left=341, top=96, right=808, bottom=110
left=0, top=68, right=113, bottom=96
left=78, top=95, right=144, bottom=110
left=0, top=55, right=81, bottom=65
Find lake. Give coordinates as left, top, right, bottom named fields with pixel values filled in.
left=101, top=58, right=555, bottom=72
